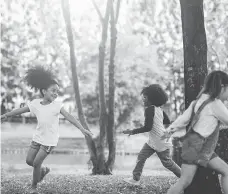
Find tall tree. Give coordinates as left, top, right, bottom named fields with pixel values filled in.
left=180, top=0, right=222, bottom=193
left=106, top=0, right=121, bottom=174
left=91, top=0, right=112, bottom=174
left=61, top=0, right=98, bottom=174
left=91, top=0, right=122, bottom=174
left=61, top=0, right=123, bottom=174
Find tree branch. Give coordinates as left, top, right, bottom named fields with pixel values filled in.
left=115, top=0, right=121, bottom=24
left=110, top=0, right=115, bottom=22
left=91, top=0, right=104, bottom=23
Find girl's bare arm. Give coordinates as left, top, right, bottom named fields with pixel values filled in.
left=1, top=106, right=30, bottom=119
left=60, top=107, right=93, bottom=137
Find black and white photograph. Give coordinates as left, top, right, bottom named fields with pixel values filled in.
left=1, top=0, right=228, bottom=193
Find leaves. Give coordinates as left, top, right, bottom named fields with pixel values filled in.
left=1, top=0, right=228, bottom=124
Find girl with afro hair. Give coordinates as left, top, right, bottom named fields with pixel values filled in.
left=122, top=84, right=181, bottom=186
left=1, top=65, right=93, bottom=194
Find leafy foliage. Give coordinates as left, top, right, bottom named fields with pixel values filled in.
left=1, top=0, right=228, bottom=126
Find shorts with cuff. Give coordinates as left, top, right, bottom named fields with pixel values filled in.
left=181, top=131, right=218, bottom=167
left=30, top=141, right=55, bottom=154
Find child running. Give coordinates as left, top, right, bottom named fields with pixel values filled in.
left=1, top=65, right=93, bottom=194
left=122, top=84, right=181, bottom=185
left=162, top=70, right=228, bottom=194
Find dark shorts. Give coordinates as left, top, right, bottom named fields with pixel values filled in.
left=30, top=141, right=55, bottom=154
left=181, top=132, right=218, bottom=167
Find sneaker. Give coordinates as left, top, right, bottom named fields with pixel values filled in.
left=39, top=167, right=50, bottom=183
left=123, top=178, right=140, bottom=186
left=29, top=187, right=38, bottom=194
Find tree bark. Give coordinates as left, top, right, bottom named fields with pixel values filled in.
left=95, top=0, right=111, bottom=174
left=106, top=0, right=121, bottom=174
left=180, top=0, right=208, bottom=108
left=179, top=0, right=222, bottom=193
left=61, top=0, right=98, bottom=174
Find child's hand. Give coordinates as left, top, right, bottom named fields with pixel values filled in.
left=1, top=115, right=7, bottom=123
left=161, top=131, right=173, bottom=141
left=122, top=129, right=132, bottom=136
left=81, top=129, right=93, bottom=138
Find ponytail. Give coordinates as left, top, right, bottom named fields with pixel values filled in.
left=209, top=72, right=222, bottom=98
left=200, top=71, right=228, bottom=99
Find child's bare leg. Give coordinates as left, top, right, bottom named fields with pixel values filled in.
left=208, top=156, right=228, bottom=194
left=31, top=149, right=49, bottom=189
left=26, top=143, right=40, bottom=166
left=167, top=164, right=197, bottom=194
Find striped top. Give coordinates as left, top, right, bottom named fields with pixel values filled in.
left=132, top=106, right=172, bottom=152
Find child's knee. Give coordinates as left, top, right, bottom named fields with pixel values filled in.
left=181, top=172, right=197, bottom=187
left=161, top=159, right=173, bottom=168
left=33, top=160, right=42, bottom=168
left=180, top=177, right=193, bottom=189
left=26, top=158, right=34, bottom=166
left=221, top=167, right=228, bottom=177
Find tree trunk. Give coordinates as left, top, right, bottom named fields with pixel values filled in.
left=181, top=0, right=208, bottom=107
left=105, top=0, right=120, bottom=174
left=179, top=0, right=222, bottom=193
left=61, top=0, right=98, bottom=174
left=96, top=0, right=111, bottom=174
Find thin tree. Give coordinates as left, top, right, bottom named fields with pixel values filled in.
left=91, top=0, right=112, bottom=174
left=179, top=0, right=222, bottom=193
left=61, top=0, right=98, bottom=174
left=62, top=0, right=121, bottom=175
left=106, top=0, right=121, bottom=174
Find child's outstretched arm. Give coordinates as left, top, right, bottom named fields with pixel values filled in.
left=168, top=101, right=195, bottom=132
left=1, top=106, right=30, bottom=122
left=123, top=106, right=154, bottom=136
left=60, top=107, right=93, bottom=138
left=161, top=101, right=195, bottom=140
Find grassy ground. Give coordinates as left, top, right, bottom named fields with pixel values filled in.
left=1, top=171, right=176, bottom=194
left=1, top=122, right=177, bottom=193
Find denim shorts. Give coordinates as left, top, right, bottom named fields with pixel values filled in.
left=30, top=141, right=55, bottom=154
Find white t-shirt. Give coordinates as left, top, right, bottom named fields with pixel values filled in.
left=27, top=98, right=63, bottom=146
left=168, top=94, right=228, bottom=137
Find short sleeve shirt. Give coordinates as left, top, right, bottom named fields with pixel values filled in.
left=27, top=99, right=63, bottom=146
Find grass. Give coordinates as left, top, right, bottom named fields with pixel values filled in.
left=1, top=171, right=177, bottom=194
left=1, top=122, right=176, bottom=193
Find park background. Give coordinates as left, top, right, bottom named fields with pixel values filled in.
left=1, top=0, right=228, bottom=193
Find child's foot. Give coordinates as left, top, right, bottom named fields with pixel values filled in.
left=124, top=178, right=140, bottom=186
left=29, top=187, right=38, bottom=194
left=39, top=167, right=50, bottom=182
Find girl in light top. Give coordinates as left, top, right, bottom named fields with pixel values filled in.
left=162, top=71, right=228, bottom=194
left=1, top=65, right=93, bottom=194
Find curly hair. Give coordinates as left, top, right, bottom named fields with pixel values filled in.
left=24, top=65, right=58, bottom=96
left=141, top=84, right=168, bottom=107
